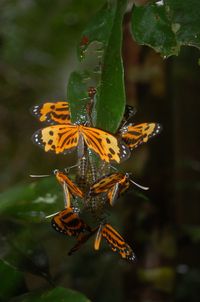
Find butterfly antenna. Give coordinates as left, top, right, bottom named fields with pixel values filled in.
left=64, top=163, right=79, bottom=173
left=30, top=174, right=50, bottom=178
left=45, top=211, right=60, bottom=219
left=129, top=179, right=149, bottom=190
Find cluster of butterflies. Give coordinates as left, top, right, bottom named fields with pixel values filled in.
left=31, top=88, right=161, bottom=261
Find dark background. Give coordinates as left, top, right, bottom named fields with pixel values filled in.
left=0, top=1, right=200, bottom=301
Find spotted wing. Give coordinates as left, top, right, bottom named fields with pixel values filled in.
left=32, top=124, right=79, bottom=154
left=31, top=101, right=71, bottom=124
left=102, top=224, right=135, bottom=261
left=51, top=208, right=90, bottom=237
left=81, top=126, right=130, bottom=163
left=55, top=170, right=84, bottom=199
left=120, top=123, right=162, bottom=150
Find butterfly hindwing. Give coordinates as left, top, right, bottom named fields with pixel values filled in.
left=31, top=101, right=71, bottom=125
left=68, top=226, right=98, bottom=256
left=120, top=123, right=162, bottom=150
left=51, top=208, right=91, bottom=237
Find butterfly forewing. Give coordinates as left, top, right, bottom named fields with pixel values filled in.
left=120, top=123, right=162, bottom=150
left=102, top=224, right=135, bottom=261
left=33, top=124, right=130, bottom=163
left=32, top=124, right=79, bottom=154
left=31, top=101, right=71, bottom=125
left=81, top=126, right=130, bottom=163
left=89, top=173, right=130, bottom=200
left=55, top=170, right=84, bottom=199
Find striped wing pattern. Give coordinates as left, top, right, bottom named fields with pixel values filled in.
left=31, top=101, right=71, bottom=124
left=120, top=123, right=162, bottom=150
left=54, top=170, right=84, bottom=199
left=32, top=125, right=130, bottom=163
left=95, top=224, right=135, bottom=261
left=51, top=208, right=91, bottom=237
left=89, top=173, right=130, bottom=205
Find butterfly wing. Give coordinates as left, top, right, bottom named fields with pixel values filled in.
left=120, top=123, right=162, bottom=150
left=32, top=124, right=79, bottom=154
left=55, top=170, right=84, bottom=200
left=81, top=126, right=130, bottom=163
left=51, top=208, right=90, bottom=237
left=102, top=224, right=135, bottom=261
left=31, top=102, right=71, bottom=124
left=68, top=226, right=98, bottom=255
left=89, top=173, right=124, bottom=196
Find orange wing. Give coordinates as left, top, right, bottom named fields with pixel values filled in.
left=94, top=224, right=135, bottom=261
left=51, top=208, right=91, bottom=237
left=31, top=101, right=71, bottom=124
left=89, top=173, right=130, bottom=205
left=81, top=126, right=130, bottom=163
left=32, top=124, right=79, bottom=154
left=120, top=123, right=162, bottom=150
left=54, top=170, right=84, bottom=199
left=32, top=124, right=130, bottom=163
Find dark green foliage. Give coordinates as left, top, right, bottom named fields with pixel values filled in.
left=132, top=0, right=200, bottom=58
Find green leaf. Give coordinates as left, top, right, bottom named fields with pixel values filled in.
left=95, top=0, right=127, bottom=132
left=0, top=260, right=25, bottom=301
left=10, top=287, right=91, bottom=302
left=77, top=3, right=115, bottom=60
left=0, top=224, right=52, bottom=281
left=0, top=178, right=63, bottom=222
left=131, top=0, right=200, bottom=58
left=67, top=71, right=89, bottom=124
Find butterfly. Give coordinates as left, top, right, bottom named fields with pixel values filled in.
left=51, top=207, right=91, bottom=237
left=54, top=169, right=84, bottom=208
left=89, top=172, right=149, bottom=206
left=32, top=124, right=130, bottom=163
left=31, top=101, right=71, bottom=125
left=68, top=226, right=98, bottom=256
left=94, top=223, right=135, bottom=261
left=119, top=123, right=162, bottom=150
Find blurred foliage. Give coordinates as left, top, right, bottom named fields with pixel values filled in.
left=10, top=287, right=90, bottom=302
left=0, top=0, right=200, bottom=301
left=132, top=0, right=200, bottom=58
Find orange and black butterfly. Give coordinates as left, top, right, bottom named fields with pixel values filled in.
left=51, top=207, right=91, bottom=237
left=31, top=101, right=71, bottom=125
left=94, top=223, right=135, bottom=261
left=32, top=124, right=130, bottom=163
left=54, top=169, right=84, bottom=208
left=89, top=172, right=149, bottom=206
left=119, top=122, right=162, bottom=150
